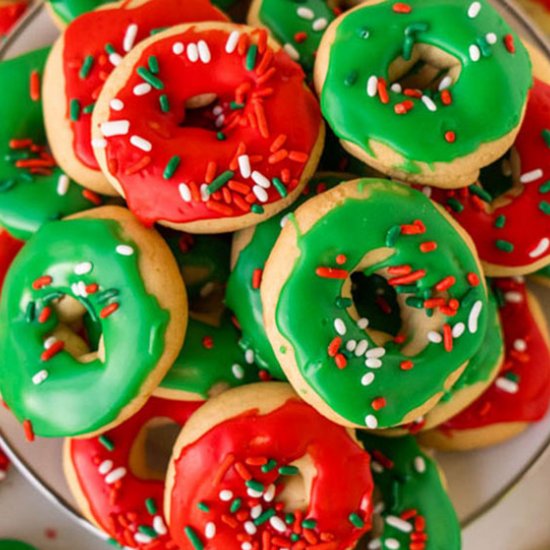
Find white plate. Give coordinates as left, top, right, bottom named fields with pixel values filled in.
left=0, top=0, right=550, bottom=546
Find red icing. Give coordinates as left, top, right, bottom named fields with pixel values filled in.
left=442, top=278, right=550, bottom=431
left=0, top=229, right=23, bottom=294
left=68, top=396, right=203, bottom=549
left=99, top=25, right=322, bottom=225
left=62, top=0, right=228, bottom=170
left=428, top=78, right=550, bottom=269
left=0, top=1, right=27, bottom=36
left=168, top=398, right=373, bottom=550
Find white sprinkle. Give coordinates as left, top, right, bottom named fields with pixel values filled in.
left=92, top=138, right=107, bottom=149
left=109, top=53, right=122, bottom=66
left=133, top=83, right=152, bottom=96
left=368, top=538, right=382, bottom=549
left=297, top=6, right=314, bottom=19
left=32, top=369, right=49, bottom=385
left=334, top=318, right=346, bottom=336
left=529, top=238, right=550, bottom=258
left=346, top=340, right=357, bottom=352
left=367, top=75, right=378, bottom=97
left=496, top=376, right=519, bottom=394
left=263, top=483, right=275, bottom=502
left=504, top=291, right=523, bottom=303
left=198, top=40, right=211, bottom=63
left=187, top=43, right=199, bottom=62
left=385, top=539, right=400, bottom=550
left=269, top=516, right=286, bottom=532
left=219, top=489, right=233, bottom=501
left=57, top=174, right=70, bottom=196
left=280, top=214, right=290, bottom=227
left=357, top=318, right=369, bottom=329
left=98, top=460, right=113, bottom=475
left=438, top=75, right=453, bottom=91
left=414, top=456, right=426, bottom=473
left=520, top=168, right=543, bottom=183
left=513, top=276, right=525, bottom=283
left=390, top=83, right=402, bottom=93
left=110, top=98, right=124, bottom=111
left=248, top=487, right=263, bottom=498
left=468, top=1, right=481, bottom=18
left=232, top=363, right=245, bottom=379
left=130, top=135, right=152, bottom=152
left=468, top=300, right=483, bottom=333
left=313, top=17, right=328, bottom=31
left=355, top=339, right=369, bottom=356
left=374, top=502, right=385, bottom=514
left=172, top=42, right=184, bottom=55
left=428, top=331, right=443, bottom=344
left=71, top=282, right=87, bottom=297
left=252, top=171, right=271, bottom=189
left=135, top=533, right=153, bottom=544
left=74, top=261, right=93, bottom=275
left=422, top=186, right=432, bottom=198
left=469, top=44, right=481, bottom=62
left=105, top=467, right=126, bottom=484
left=212, top=106, right=223, bottom=116
left=238, top=155, right=251, bottom=178
left=100, top=120, right=130, bottom=137
left=361, top=372, right=375, bottom=386
left=244, top=521, right=257, bottom=535
left=245, top=349, right=255, bottom=364
left=514, top=339, right=527, bottom=352
left=200, top=183, right=210, bottom=202
left=253, top=185, right=268, bottom=203
left=123, top=23, right=138, bottom=52
left=250, top=505, right=262, bottom=519
left=153, top=515, right=167, bottom=535
left=242, top=544, right=252, bottom=550
left=283, top=43, right=300, bottom=60
left=421, top=95, right=437, bottom=112
left=116, top=244, right=134, bottom=256
left=366, top=347, right=385, bottom=359
left=205, top=522, right=216, bottom=539
left=365, top=358, right=382, bottom=369
left=225, top=31, right=240, bottom=54
left=215, top=115, right=225, bottom=128
left=371, top=461, right=384, bottom=474
left=365, top=414, right=378, bottom=429
left=486, top=32, right=498, bottom=44
left=452, top=322, right=465, bottom=338
left=386, top=515, right=413, bottom=533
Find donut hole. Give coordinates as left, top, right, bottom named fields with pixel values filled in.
left=181, top=93, right=236, bottom=133
left=275, top=455, right=316, bottom=513
left=129, top=418, right=181, bottom=481
left=478, top=146, right=520, bottom=200
left=388, top=44, right=461, bottom=95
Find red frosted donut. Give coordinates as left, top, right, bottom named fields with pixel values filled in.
left=65, top=395, right=203, bottom=549
left=165, top=383, right=373, bottom=550
left=0, top=229, right=23, bottom=295
left=92, top=22, right=325, bottom=232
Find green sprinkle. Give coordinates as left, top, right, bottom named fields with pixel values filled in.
left=5, top=151, right=31, bottom=161
left=246, top=44, right=258, bottom=70
left=138, top=525, right=157, bottom=538
left=230, top=498, right=242, bottom=513
left=396, top=284, right=418, bottom=294
left=356, top=26, right=370, bottom=39
left=403, top=35, right=415, bottom=61
left=251, top=204, right=264, bottom=214
left=405, top=22, right=429, bottom=35
left=345, top=70, right=358, bottom=86
left=207, top=170, right=234, bottom=194
left=145, top=498, right=157, bottom=515
left=336, top=296, right=353, bottom=309
left=197, top=501, right=210, bottom=513
left=25, top=301, right=36, bottom=322
left=107, top=539, right=122, bottom=547
left=272, top=177, right=287, bottom=198
left=262, top=459, right=277, bottom=473
left=150, top=26, right=168, bottom=35
left=505, top=371, right=520, bottom=382
left=542, top=129, right=550, bottom=148
left=279, top=345, right=287, bottom=354
left=446, top=197, right=464, bottom=213
left=469, top=184, right=492, bottom=203
left=105, top=43, right=115, bottom=55
left=385, top=225, right=401, bottom=247
left=291, top=533, right=300, bottom=542
left=70, top=99, right=81, bottom=121
left=405, top=296, right=424, bottom=309
left=99, top=435, right=114, bottom=451
left=253, top=508, right=276, bottom=526
left=494, top=214, right=506, bottom=228
left=83, top=103, right=95, bottom=115
left=0, top=179, right=15, bottom=192
left=163, top=155, right=181, bottom=179
left=137, top=66, right=164, bottom=90
left=245, top=479, right=264, bottom=492
left=285, top=513, right=295, bottom=524
left=96, top=288, right=119, bottom=304
left=302, top=519, right=317, bottom=530
left=348, top=512, right=365, bottom=528
left=148, top=55, right=159, bottom=74
left=79, top=55, right=94, bottom=79
left=184, top=526, right=203, bottom=550
left=494, top=287, right=505, bottom=307
left=461, top=287, right=477, bottom=308
left=159, top=94, right=170, bottom=113
left=495, top=239, right=514, bottom=252
left=476, top=36, right=491, bottom=57
left=540, top=180, right=550, bottom=193
left=278, top=465, right=299, bottom=476
left=230, top=101, right=244, bottom=110
left=42, top=291, right=64, bottom=303
left=539, top=201, right=550, bottom=215
left=216, top=132, right=226, bottom=141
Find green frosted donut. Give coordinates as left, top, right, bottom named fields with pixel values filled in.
left=262, top=179, right=488, bottom=429
left=357, top=432, right=461, bottom=550
left=0, top=49, right=101, bottom=240
left=0, top=211, right=176, bottom=437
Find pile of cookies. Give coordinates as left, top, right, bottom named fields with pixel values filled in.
left=0, top=0, right=549, bottom=548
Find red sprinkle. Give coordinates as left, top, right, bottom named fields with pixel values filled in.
left=23, top=420, right=35, bottom=442
left=400, top=360, right=414, bottom=371
left=388, top=269, right=426, bottom=286
left=415, top=515, right=426, bottom=531
left=401, top=508, right=418, bottom=520
left=30, top=70, right=40, bottom=102
left=202, top=336, right=214, bottom=349
left=467, top=272, right=480, bottom=286
left=401, top=220, right=426, bottom=235
left=403, top=88, right=422, bottom=98
left=294, top=31, right=308, bottom=43
left=445, top=130, right=456, bottom=143
left=82, top=189, right=102, bottom=205
left=435, top=275, right=456, bottom=292
left=377, top=78, right=389, bottom=104
left=441, top=89, right=452, bottom=105
left=335, top=254, right=347, bottom=265
left=394, top=100, right=414, bottom=115
left=252, top=268, right=263, bottom=290
left=371, top=397, right=387, bottom=410
left=443, top=324, right=453, bottom=352
left=504, top=33, right=515, bottom=53
left=424, top=298, right=446, bottom=309
left=335, top=353, right=347, bottom=369
left=315, top=267, right=349, bottom=279
left=100, top=303, right=119, bottom=319
left=41, top=340, right=65, bottom=362
left=393, top=2, right=412, bottom=13
left=32, top=275, right=52, bottom=290
left=38, top=307, right=52, bottom=324
left=328, top=336, right=342, bottom=357
left=420, top=241, right=437, bottom=253
left=387, top=265, right=412, bottom=276
left=86, top=283, right=99, bottom=294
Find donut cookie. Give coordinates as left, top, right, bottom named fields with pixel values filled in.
left=358, top=433, right=461, bottom=550
left=262, top=178, right=488, bottom=429
left=92, top=22, right=325, bottom=232
left=43, top=0, right=228, bottom=195
left=314, top=0, right=532, bottom=187
left=65, top=392, right=203, bottom=549
left=0, top=48, right=102, bottom=240
left=165, top=382, right=374, bottom=550
left=46, top=0, right=112, bottom=28
left=420, top=277, right=550, bottom=450
left=0, top=206, right=186, bottom=438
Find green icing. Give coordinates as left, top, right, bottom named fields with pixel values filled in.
left=357, top=432, right=461, bottom=550
left=159, top=313, right=259, bottom=397
left=0, top=48, right=98, bottom=240
left=257, top=0, right=336, bottom=74
left=227, top=173, right=352, bottom=380
left=272, top=179, right=487, bottom=428
left=535, top=264, right=550, bottom=281
left=47, top=0, right=111, bottom=24
left=0, top=542, right=37, bottom=550
left=0, top=217, right=170, bottom=437
left=320, top=0, right=532, bottom=167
